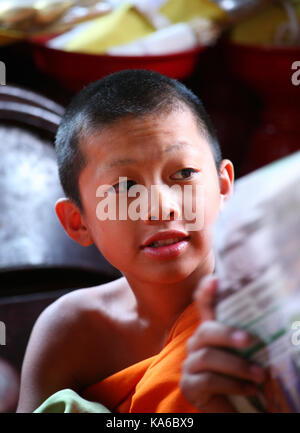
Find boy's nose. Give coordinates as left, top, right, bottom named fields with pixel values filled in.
left=148, top=210, right=176, bottom=222
left=144, top=186, right=181, bottom=223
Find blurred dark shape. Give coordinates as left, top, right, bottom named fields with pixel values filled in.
left=0, top=357, right=19, bottom=413
left=0, top=85, right=121, bottom=386
left=225, top=42, right=300, bottom=174
left=0, top=84, right=121, bottom=298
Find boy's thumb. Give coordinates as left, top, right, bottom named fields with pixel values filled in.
left=193, top=275, right=218, bottom=322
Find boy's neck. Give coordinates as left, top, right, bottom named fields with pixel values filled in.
left=124, top=250, right=215, bottom=337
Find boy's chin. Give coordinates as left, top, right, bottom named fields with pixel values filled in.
left=135, top=262, right=204, bottom=285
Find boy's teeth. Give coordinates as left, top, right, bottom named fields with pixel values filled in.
left=149, top=237, right=184, bottom=247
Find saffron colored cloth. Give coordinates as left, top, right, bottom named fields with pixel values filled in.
left=82, top=301, right=201, bottom=413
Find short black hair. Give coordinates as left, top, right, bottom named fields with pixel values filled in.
left=55, top=69, right=222, bottom=211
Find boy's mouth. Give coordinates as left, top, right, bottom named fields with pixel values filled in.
left=141, top=230, right=189, bottom=248
left=146, top=237, right=187, bottom=248
left=141, top=230, right=190, bottom=259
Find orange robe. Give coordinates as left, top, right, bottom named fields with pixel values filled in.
left=82, top=301, right=201, bottom=413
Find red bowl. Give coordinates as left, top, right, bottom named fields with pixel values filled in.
left=29, top=35, right=205, bottom=92
left=225, top=41, right=300, bottom=173
left=225, top=41, right=300, bottom=102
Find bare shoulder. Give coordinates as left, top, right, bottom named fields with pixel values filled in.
left=17, top=276, right=134, bottom=412
left=27, top=275, right=132, bottom=357
left=46, top=275, right=132, bottom=321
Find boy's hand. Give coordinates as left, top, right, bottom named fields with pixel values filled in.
left=180, top=276, right=266, bottom=412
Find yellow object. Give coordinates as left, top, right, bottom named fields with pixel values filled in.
left=64, top=2, right=154, bottom=54
left=161, top=0, right=227, bottom=24
left=229, top=2, right=300, bottom=45
left=0, top=29, right=23, bottom=46
left=63, top=0, right=226, bottom=54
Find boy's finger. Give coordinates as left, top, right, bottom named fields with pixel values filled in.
left=180, top=371, right=259, bottom=408
left=187, top=320, right=257, bottom=352
left=194, top=275, right=218, bottom=322
left=182, top=346, right=266, bottom=385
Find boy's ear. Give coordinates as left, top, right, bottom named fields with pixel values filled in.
left=55, top=198, right=93, bottom=247
left=219, top=159, right=234, bottom=211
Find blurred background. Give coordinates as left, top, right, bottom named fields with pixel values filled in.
left=0, top=0, right=299, bottom=412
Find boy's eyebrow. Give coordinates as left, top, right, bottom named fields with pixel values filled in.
left=108, top=158, right=137, bottom=169
left=101, top=142, right=192, bottom=173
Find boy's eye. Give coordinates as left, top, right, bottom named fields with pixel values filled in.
left=171, top=168, right=198, bottom=180
left=111, top=179, right=136, bottom=193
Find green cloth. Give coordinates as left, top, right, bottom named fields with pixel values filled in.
left=34, top=389, right=111, bottom=413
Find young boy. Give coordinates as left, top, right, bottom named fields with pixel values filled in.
left=16, top=70, right=266, bottom=413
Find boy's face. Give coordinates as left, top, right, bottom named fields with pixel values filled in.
left=59, top=108, right=233, bottom=285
